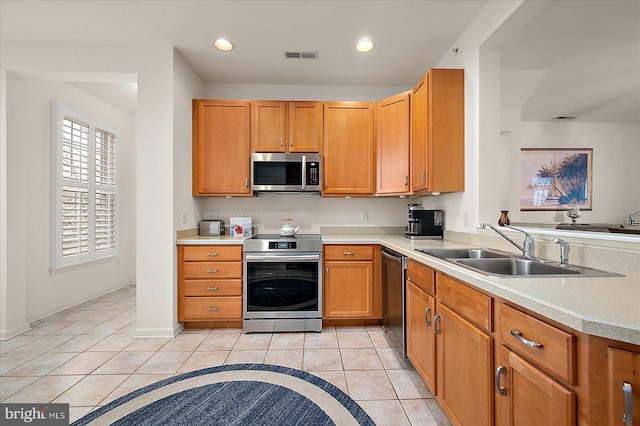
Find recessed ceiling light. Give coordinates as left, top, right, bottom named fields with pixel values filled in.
left=356, top=39, right=374, bottom=53
left=214, top=38, right=234, bottom=52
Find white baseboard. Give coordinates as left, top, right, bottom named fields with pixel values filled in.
left=0, top=322, right=32, bottom=341
left=26, top=282, right=135, bottom=324
left=133, top=323, right=182, bottom=339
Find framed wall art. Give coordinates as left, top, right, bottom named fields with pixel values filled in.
left=520, top=148, right=593, bottom=211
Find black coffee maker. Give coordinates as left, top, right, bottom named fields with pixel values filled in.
left=405, top=204, right=444, bottom=239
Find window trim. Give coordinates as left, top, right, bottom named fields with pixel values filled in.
left=50, top=102, right=120, bottom=270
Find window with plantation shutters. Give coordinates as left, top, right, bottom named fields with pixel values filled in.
left=51, top=103, right=119, bottom=269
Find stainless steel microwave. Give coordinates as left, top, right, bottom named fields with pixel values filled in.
left=251, top=153, right=322, bottom=193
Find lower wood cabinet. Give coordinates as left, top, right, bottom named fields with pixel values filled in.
left=322, top=244, right=381, bottom=320
left=608, top=347, right=640, bottom=425
left=496, top=347, right=575, bottom=426
left=437, top=302, right=493, bottom=426
left=406, top=261, right=437, bottom=394
left=177, top=244, right=243, bottom=323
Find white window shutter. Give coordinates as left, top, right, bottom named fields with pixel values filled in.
left=51, top=103, right=120, bottom=269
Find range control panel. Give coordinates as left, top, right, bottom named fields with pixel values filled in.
left=268, top=241, right=297, bottom=250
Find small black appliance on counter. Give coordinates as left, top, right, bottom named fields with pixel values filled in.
left=405, top=204, right=444, bottom=239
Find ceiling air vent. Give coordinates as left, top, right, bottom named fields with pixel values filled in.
left=284, top=51, right=318, bottom=60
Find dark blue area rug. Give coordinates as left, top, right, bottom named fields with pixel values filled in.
left=72, top=364, right=376, bottom=426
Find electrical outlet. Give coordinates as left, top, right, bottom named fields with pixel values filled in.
left=464, top=211, right=470, bottom=226
left=181, top=211, right=187, bottom=225
left=361, top=211, right=368, bottom=223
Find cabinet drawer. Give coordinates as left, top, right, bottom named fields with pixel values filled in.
left=407, top=259, right=435, bottom=295
left=183, top=262, right=242, bottom=279
left=183, top=245, right=242, bottom=262
left=182, top=296, right=242, bottom=320
left=324, top=245, right=374, bottom=261
left=183, top=279, right=242, bottom=297
left=499, top=303, right=574, bottom=384
left=437, top=273, right=492, bottom=332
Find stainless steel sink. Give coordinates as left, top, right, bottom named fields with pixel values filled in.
left=454, top=258, right=623, bottom=278
left=415, top=247, right=624, bottom=277
left=415, top=248, right=510, bottom=259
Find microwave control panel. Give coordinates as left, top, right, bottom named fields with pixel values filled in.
left=306, top=162, right=320, bottom=186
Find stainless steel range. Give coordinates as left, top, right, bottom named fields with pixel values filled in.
left=243, top=234, right=322, bottom=333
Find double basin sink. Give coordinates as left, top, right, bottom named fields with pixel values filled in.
left=415, top=248, right=623, bottom=278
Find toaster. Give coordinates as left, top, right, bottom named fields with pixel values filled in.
left=199, top=220, right=225, bottom=236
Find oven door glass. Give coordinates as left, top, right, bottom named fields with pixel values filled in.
left=246, top=261, right=318, bottom=312
left=253, top=161, right=302, bottom=186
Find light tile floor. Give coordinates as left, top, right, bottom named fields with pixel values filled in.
left=0, top=286, right=451, bottom=425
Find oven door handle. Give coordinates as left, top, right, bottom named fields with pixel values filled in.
left=245, top=254, right=321, bottom=262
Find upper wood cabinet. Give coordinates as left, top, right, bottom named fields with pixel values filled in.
left=376, top=92, right=411, bottom=195
left=322, top=102, right=375, bottom=196
left=192, top=100, right=252, bottom=196
left=251, top=101, right=322, bottom=153
left=411, top=68, right=465, bottom=194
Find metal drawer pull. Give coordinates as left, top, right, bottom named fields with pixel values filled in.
left=434, top=314, right=441, bottom=335
left=206, top=269, right=219, bottom=273
left=623, top=382, right=633, bottom=426
left=343, top=251, right=355, bottom=256
left=206, top=252, right=218, bottom=257
left=510, top=329, right=543, bottom=349
left=424, top=307, right=432, bottom=326
left=495, top=366, right=507, bottom=395
left=206, top=287, right=219, bottom=291
left=207, top=307, right=219, bottom=312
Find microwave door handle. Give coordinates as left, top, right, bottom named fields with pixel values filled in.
left=301, top=155, right=306, bottom=190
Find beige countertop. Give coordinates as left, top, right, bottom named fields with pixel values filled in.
left=177, top=232, right=640, bottom=345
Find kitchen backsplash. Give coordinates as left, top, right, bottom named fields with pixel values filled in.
left=198, top=195, right=410, bottom=234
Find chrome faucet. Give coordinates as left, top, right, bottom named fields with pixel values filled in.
left=628, top=210, right=640, bottom=225
left=481, top=223, right=536, bottom=259
left=553, top=238, right=570, bottom=266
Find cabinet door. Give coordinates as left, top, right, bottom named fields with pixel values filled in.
left=192, top=100, right=251, bottom=196
left=406, top=281, right=436, bottom=394
left=322, top=102, right=374, bottom=196
left=608, top=347, right=640, bottom=426
left=429, top=68, right=465, bottom=192
left=323, top=261, right=374, bottom=318
left=288, top=101, right=322, bottom=153
left=376, top=92, right=410, bottom=195
left=410, top=75, right=428, bottom=193
left=498, top=351, right=575, bottom=426
left=437, top=303, right=493, bottom=426
left=251, top=101, right=286, bottom=152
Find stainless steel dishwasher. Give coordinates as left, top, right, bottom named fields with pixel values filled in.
left=381, top=247, right=407, bottom=358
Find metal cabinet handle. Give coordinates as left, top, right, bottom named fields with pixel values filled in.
left=424, top=307, right=432, bottom=327
left=343, top=251, right=355, bottom=256
left=404, top=175, right=408, bottom=186
left=434, top=314, right=442, bottom=335
left=289, top=136, right=293, bottom=147
left=324, top=178, right=328, bottom=188
left=206, top=269, right=219, bottom=273
left=280, top=136, right=283, bottom=147
left=623, top=382, right=633, bottom=426
left=325, top=268, right=329, bottom=279
left=495, top=366, right=507, bottom=396
left=206, top=287, right=219, bottom=291
left=207, top=307, right=219, bottom=312
left=421, top=169, right=426, bottom=182
left=206, top=252, right=218, bottom=257
left=245, top=177, right=249, bottom=188
left=510, top=329, right=543, bottom=349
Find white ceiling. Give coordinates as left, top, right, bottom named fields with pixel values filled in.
left=1, top=1, right=638, bottom=123
left=495, top=0, right=640, bottom=123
